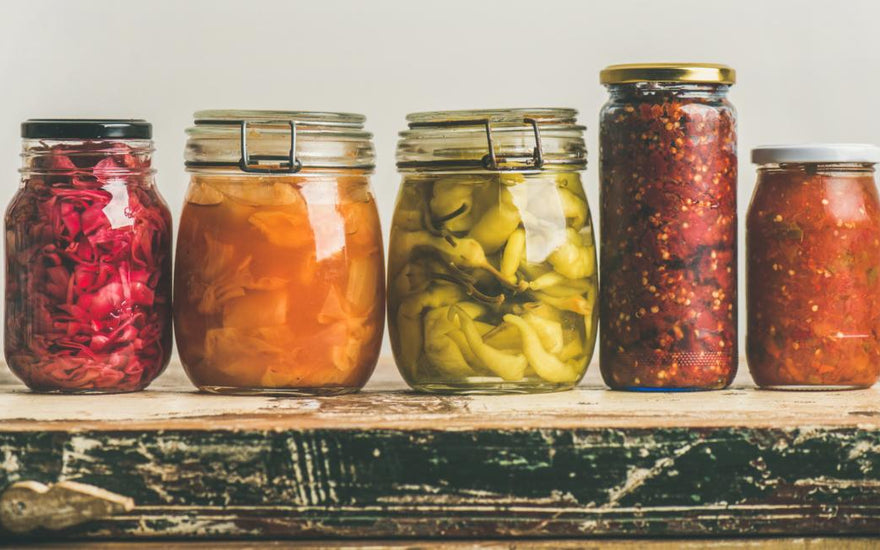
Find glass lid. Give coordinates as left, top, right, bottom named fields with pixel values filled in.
left=186, top=110, right=374, bottom=173
left=397, top=108, right=587, bottom=172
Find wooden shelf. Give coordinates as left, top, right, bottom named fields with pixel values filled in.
left=1, top=359, right=878, bottom=541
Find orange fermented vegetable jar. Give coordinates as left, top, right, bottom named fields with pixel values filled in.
left=175, top=111, right=384, bottom=395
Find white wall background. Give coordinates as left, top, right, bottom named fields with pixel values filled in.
left=1, top=0, right=879, bottom=359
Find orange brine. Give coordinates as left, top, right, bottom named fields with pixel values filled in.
left=174, top=173, right=384, bottom=394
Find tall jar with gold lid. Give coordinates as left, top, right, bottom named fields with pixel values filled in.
left=599, top=63, right=738, bottom=391
left=176, top=110, right=384, bottom=395
left=389, top=108, right=598, bottom=394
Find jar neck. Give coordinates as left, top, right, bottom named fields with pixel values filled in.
left=21, top=139, right=154, bottom=175
left=758, top=162, right=876, bottom=176
left=605, top=82, right=729, bottom=102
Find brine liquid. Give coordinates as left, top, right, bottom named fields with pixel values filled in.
left=174, top=173, right=384, bottom=394
left=388, top=172, right=598, bottom=393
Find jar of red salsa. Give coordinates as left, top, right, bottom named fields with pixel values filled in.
left=747, top=144, right=880, bottom=389
left=599, top=63, right=737, bottom=391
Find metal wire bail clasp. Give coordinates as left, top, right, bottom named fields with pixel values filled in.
left=482, top=117, right=545, bottom=171
left=239, top=120, right=303, bottom=174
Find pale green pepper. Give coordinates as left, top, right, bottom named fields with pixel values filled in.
left=395, top=285, right=463, bottom=374
left=503, top=314, right=580, bottom=384
left=430, top=176, right=475, bottom=232
left=548, top=228, right=596, bottom=279
left=523, top=311, right=564, bottom=355
left=468, top=184, right=522, bottom=254
left=424, top=306, right=476, bottom=377
left=557, top=186, right=588, bottom=230
left=500, top=228, right=525, bottom=285
left=450, top=306, right=527, bottom=381
left=390, top=230, right=519, bottom=291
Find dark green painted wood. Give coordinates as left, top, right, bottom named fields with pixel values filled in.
left=1, top=425, right=878, bottom=541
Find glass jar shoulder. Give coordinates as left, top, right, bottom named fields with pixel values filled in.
left=748, top=170, right=880, bottom=232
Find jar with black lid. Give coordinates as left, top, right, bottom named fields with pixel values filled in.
left=5, top=119, right=173, bottom=393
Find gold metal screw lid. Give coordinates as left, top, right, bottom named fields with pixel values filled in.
left=600, top=63, right=736, bottom=85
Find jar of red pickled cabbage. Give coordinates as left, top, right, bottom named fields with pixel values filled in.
left=176, top=110, right=384, bottom=395
left=748, top=144, right=880, bottom=390
left=599, top=64, right=738, bottom=391
left=5, top=119, right=173, bottom=393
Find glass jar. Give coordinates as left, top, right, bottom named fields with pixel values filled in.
left=747, top=145, right=880, bottom=389
left=389, top=108, right=598, bottom=393
left=599, top=64, right=738, bottom=391
left=5, top=119, right=173, bottom=393
left=176, top=111, right=384, bottom=395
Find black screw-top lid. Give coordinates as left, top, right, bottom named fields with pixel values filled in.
left=21, top=119, right=152, bottom=140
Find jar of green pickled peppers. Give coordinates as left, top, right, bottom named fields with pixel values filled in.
left=388, top=109, right=598, bottom=393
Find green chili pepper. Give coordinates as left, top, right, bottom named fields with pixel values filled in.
left=558, top=334, right=584, bottom=362
left=548, top=228, right=596, bottom=279
left=557, top=186, right=588, bottom=230
left=449, top=306, right=527, bottom=381
left=423, top=306, right=476, bottom=377
left=468, top=185, right=522, bottom=254
left=527, top=271, right=592, bottom=297
left=523, top=311, right=564, bottom=354
left=500, top=228, right=525, bottom=285
left=502, top=314, right=580, bottom=384
left=532, top=290, right=594, bottom=316
left=482, top=323, right=522, bottom=351
left=430, top=176, right=474, bottom=232
left=391, top=230, right=514, bottom=287
left=395, top=285, right=463, bottom=373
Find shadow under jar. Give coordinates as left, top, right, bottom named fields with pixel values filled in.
left=599, top=63, right=738, bottom=391
left=389, top=109, right=598, bottom=394
left=5, top=119, right=173, bottom=393
left=176, top=111, right=384, bottom=395
left=747, top=145, right=880, bottom=390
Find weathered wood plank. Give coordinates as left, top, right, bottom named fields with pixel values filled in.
left=1, top=360, right=878, bottom=541
left=17, top=538, right=880, bottom=549
left=0, top=360, right=878, bottom=431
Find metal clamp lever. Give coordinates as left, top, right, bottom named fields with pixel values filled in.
left=239, top=120, right=303, bottom=174
left=483, top=117, right=544, bottom=170
left=406, top=117, right=546, bottom=171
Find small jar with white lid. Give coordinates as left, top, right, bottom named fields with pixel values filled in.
left=747, top=144, right=880, bottom=389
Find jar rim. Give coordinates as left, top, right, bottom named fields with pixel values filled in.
left=405, top=108, right=581, bottom=126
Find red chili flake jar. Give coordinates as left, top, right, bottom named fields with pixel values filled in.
left=748, top=144, right=880, bottom=389
left=5, top=120, right=173, bottom=393
left=598, top=64, right=737, bottom=391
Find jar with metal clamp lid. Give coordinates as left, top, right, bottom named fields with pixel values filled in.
left=176, top=110, right=384, bottom=395
left=388, top=108, right=598, bottom=394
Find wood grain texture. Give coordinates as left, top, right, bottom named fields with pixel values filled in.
left=18, top=538, right=880, bottom=549
left=1, top=359, right=878, bottom=541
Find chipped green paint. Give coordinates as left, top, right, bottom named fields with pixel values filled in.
left=1, top=426, right=879, bottom=541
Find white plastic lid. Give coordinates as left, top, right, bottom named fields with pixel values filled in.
left=752, top=144, right=880, bottom=165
